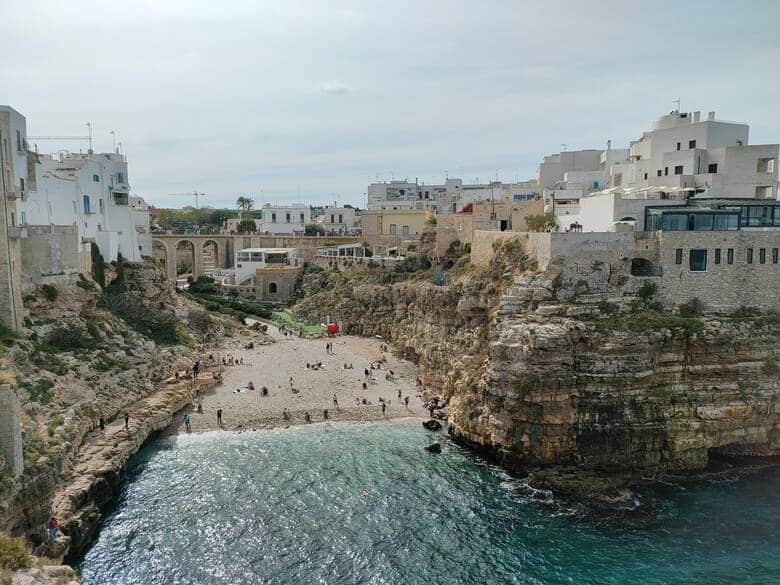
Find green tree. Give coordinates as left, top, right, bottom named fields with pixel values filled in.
left=236, top=218, right=257, bottom=234
left=525, top=211, right=557, bottom=232
left=304, top=223, right=325, bottom=236
left=236, top=196, right=254, bottom=213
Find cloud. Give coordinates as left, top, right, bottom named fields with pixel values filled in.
left=319, top=80, right=352, bottom=95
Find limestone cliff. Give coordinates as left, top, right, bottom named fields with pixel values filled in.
left=0, top=258, right=227, bottom=548
left=294, top=242, right=780, bottom=491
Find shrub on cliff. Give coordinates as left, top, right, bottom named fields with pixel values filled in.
left=41, top=284, right=58, bottom=301
left=44, top=326, right=94, bottom=352
left=100, top=294, right=190, bottom=346
left=678, top=298, right=704, bottom=317
left=90, top=242, right=106, bottom=288
left=0, top=534, right=32, bottom=571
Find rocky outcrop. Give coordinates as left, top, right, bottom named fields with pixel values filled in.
left=294, top=247, right=780, bottom=493
left=0, top=259, right=231, bottom=550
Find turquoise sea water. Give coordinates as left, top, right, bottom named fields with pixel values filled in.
left=78, top=422, right=780, bottom=585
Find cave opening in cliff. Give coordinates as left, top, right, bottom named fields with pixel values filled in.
left=630, top=257, right=655, bottom=276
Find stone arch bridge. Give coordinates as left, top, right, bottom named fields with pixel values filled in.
left=151, top=234, right=360, bottom=282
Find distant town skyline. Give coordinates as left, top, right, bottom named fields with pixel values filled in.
left=2, top=0, right=779, bottom=210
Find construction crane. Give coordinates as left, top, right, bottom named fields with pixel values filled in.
left=29, top=122, right=94, bottom=151
left=166, top=191, right=206, bottom=208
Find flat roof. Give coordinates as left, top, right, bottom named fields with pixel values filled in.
left=238, top=248, right=296, bottom=253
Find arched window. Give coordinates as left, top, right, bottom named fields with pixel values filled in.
left=269, top=282, right=278, bottom=294
left=630, top=258, right=655, bottom=276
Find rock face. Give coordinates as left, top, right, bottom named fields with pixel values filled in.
left=0, top=259, right=229, bottom=551
left=294, top=247, right=780, bottom=482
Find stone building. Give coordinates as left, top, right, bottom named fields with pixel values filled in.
left=220, top=247, right=301, bottom=303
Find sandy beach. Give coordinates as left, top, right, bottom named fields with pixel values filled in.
left=177, top=325, right=429, bottom=432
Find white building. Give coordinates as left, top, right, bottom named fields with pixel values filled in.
left=367, top=178, right=538, bottom=213
left=5, top=106, right=151, bottom=262
left=316, top=206, right=357, bottom=234
left=232, top=247, right=300, bottom=285
left=225, top=204, right=310, bottom=235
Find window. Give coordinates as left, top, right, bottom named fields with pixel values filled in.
left=759, top=248, right=766, bottom=264
left=714, top=249, right=721, bottom=264
left=676, top=142, right=681, bottom=151
left=389, top=224, right=397, bottom=235
left=746, top=248, right=754, bottom=264
left=689, top=249, right=707, bottom=272
left=773, top=248, right=779, bottom=264
left=757, top=158, right=774, bottom=173
left=613, top=173, right=622, bottom=186
left=299, top=213, right=304, bottom=223
left=330, top=214, right=335, bottom=223
left=674, top=165, right=683, bottom=175
left=93, top=174, right=100, bottom=182
left=689, top=140, right=697, bottom=149
left=664, top=167, right=669, bottom=176
left=83, top=195, right=92, bottom=214
left=20, top=211, right=26, bottom=224
left=708, top=163, right=718, bottom=174
left=727, top=248, right=734, bottom=264
left=268, top=282, right=278, bottom=294
left=338, top=214, right=343, bottom=223
left=272, top=212, right=277, bottom=223
left=402, top=225, right=410, bottom=235
left=643, top=173, right=648, bottom=180
left=99, top=198, right=105, bottom=213
left=19, top=177, right=24, bottom=192
left=657, top=170, right=663, bottom=177
left=16, top=130, right=22, bottom=151
left=675, top=248, right=683, bottom=264
left=285, top=213, right=291, bottom=223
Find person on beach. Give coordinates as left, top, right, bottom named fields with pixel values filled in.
left=428, top=403, right=435, bottom=418
left=304, top=412, right=311, bottom=423
left=248, top=381, right=255, bottom=391
left=217, top=409, right=223, bottom=426
left=184, top=413, right=191, bottom=432
left=262, top=385, right=268, bottom=396
left=47, top=517, right=58, bottom=543
left=397, top=389, right=402, bottom=399
left=98, top=417, right=105, bottom=431
left=381, top=402, right=386, bottom=416
left=197, top=402, right=203, bottom=414
left=289, top=377, right=294, bottom=390
left=364, top=368, right=370, bottom=381
left=404, top=396, right=410, bottom=408
left=124, top=413, right=130, bottom=430
left=333, top=394, right=339, bottom=408
left=323, top=409, right=329, bottom=421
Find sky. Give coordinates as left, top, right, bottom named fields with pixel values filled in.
left=2, top=0, right=779, bottom=209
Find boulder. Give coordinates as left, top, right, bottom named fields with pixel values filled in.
left=425, top=442, right=442, bottom=454
left=422, top=419, right=442, bottom=431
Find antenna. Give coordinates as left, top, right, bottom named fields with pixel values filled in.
left=166, top=191, right=206, bottom=208
left=672, top=97, right=681, bottom=112
left=110, top=130, right=116, bottom=152
left=560, top=143, right=568, bottom=152
left=86, top=122, right=93, bottom=152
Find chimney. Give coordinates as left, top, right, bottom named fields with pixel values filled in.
left=708, top=111, right=715, bottom=120
left=607, top=139, right=612, bottom=151
left=693, top=111, right=701, bottom=123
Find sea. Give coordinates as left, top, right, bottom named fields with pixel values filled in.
left=77, top=421, right=780, bottom=584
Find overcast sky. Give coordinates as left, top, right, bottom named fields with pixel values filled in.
left=2, top=0, right=779, bottom=209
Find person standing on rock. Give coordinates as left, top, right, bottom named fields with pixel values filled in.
left=47, top=517, right=58, bottom=543
left=217, top=409, right=223, bottom=426
left=184, top=413, right=191, bottom=432
left=124, top=413, right=130, bottom=430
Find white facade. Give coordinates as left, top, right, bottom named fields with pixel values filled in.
left=16, top=150, right=150, bottom=262
left=226, top=204, right=310, bottom=235
left=316, top=206, right=357, bottom=234
left=233, top=247, right=300, bottom=284
left=5, top=106, right=151, bottom=263
left=368, top=178, right=538, bottom=213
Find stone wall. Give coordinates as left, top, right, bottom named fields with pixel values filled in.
left=436, top=214, right=473, bottom=256
left=0, top=384, right=23, bottom=477
left=254, top=266, right=301, bottom=303
left=20, top=225, right=83, bottom=287
left=656, top=230, right=780, bottom=311
left=311, top=256, right=403, bottom=272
